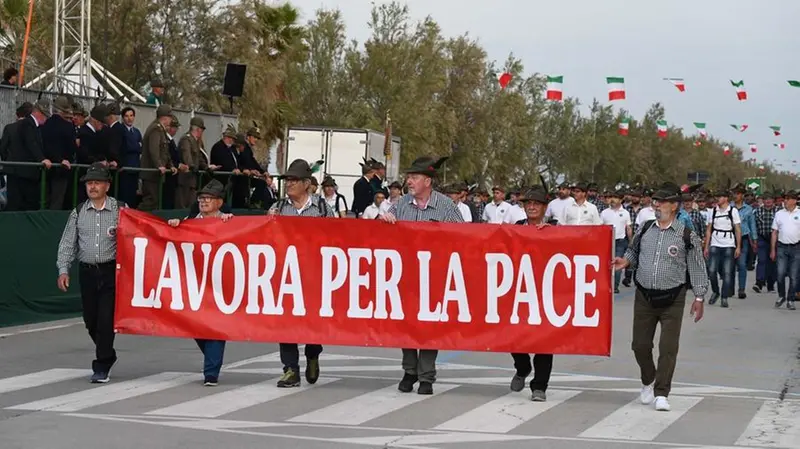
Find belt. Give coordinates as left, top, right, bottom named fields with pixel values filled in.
left=779, top=242, right=800, bottom=247
left=79, top=260, right=116, bottom=268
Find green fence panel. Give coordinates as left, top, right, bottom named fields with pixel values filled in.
left=0, top=208, right=265, bottom=328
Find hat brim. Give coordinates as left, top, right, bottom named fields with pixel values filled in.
left=652, top=193, right=680, bottom=202
left=80, top=174, right=111, bottom=183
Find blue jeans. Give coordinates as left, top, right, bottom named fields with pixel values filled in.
left=707, top=246, right=735, bottom=298
left=614, top=238, right=628, bottom=289
left=756, top=236, right=777, bottom=288
left=195, top=339, right=226, bottom=379
left=775, top=243, right=800, bottom=300
left=735, top=235, right=751, bottom=291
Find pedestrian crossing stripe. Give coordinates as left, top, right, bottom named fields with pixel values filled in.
left=1, top=368, right=799, bottom=446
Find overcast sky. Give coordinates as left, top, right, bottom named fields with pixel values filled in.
left=286, top=0, right=800, bottom=174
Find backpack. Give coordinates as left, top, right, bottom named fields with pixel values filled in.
left=710, top=206, right=735, bottom=239
left=75, top=199, right=127, bottom=220
left=274, top=195, right=330, bottom=216
left=632, top=219, right=693, bottom=254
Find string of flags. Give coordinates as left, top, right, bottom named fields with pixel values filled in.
left=494, top=73, right=800, bottom=157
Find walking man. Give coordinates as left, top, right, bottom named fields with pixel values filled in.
left=56, top=162, right=127, bottom=383
left=168, top=179, right=233, bottom=385
left=613, top=183, right=708, bottom=412
left=378, top=156, right=464, bottom=395
left=268, top=159, right=336, bottom=387
left=770, top=190, right=800, bottom=310
left=509, top=186, right=557, bottom=401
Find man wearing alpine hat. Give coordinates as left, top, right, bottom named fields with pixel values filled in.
left=613, top=182, right=708, bottom=412
left=378, top=156, right=463, bottom=395
left=268, top=159, right=335, bottom=388
left=56, top=162, right=127, bottom=384
left=509, top=185, right=557, bottom=401
left=168, top=179, right=233, bottom=385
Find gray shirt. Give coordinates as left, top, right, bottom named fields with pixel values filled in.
left=623, top=219, right=710, bottom=298
left=57, top=197, right=125, bottom=275
left=268, top=194, right=336, bottom=218
left=387, top=191, right=465, bottom=224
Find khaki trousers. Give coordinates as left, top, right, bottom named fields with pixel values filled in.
left=631, top=287, right=687, bottom=397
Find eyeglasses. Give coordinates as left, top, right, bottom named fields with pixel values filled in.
left=198, top=196, right=217, bottom=202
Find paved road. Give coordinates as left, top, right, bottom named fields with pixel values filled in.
left=1, top=283, right=799, bottom=449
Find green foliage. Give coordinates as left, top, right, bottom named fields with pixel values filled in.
left=7, top=0, right=796, bottom=188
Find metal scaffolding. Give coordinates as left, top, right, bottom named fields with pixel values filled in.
left=23, top=0, right=145, bottom=102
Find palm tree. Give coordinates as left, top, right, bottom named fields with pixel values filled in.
left=252, top=2, right=308, bottom=147
left=0, top=0, right=28, bottom=66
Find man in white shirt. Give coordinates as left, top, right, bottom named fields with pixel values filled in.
left=545, top=182, right=575, bottom=223
left=770, top=189, right=800, bottom=310
left=601, top=189, right=632, bottom=293
left=703, top=188, right=741, bottom=308
left=443, top=184, right=473, bottom=222
left=482, top=186, right=512, bottom=224
left=559, top=182, right=602, bottom=226
left=361, top=189, right=387, bottom=220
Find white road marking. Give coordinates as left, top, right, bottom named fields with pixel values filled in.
left=287, top=383, right=459, bottom=425
left=433, top=389, right=582, bottom=433
left=736, top=399, right=800, bottom=448
left=6, top=372, right=196, bottom=412
left=145, top=377, right=340, bottom=417
left=0, top=368, right=91, bottom=394
left=0, top=321, right=82, bottom=338
left=579, top=396, right=704, bottom=441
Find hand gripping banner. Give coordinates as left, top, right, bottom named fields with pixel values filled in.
left=114, top=209, right=614, bottom=356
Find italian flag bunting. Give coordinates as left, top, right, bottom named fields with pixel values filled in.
left=664, top=78, right=685, bottom=92
left=730, top=124, right=748, bottom=132
left=693, top=140, right=702, bottom=147
left=770, top=125, right=781, bottom=136
left=618, top=118, right=630, bottom=136
left=788, top=80, right=800, bottom=88
left=694, top=122, right=707, bottom=138
left=496, top=72, right=513, bottom=89
left=730, top=80, right=747, bottom=100
left=546, top=76, right=563, bottom=101
left=607, top=77, right=625, bottom=101
left=774, top=143, right=786, bottom=150
left=656, top=120, right=667, bottom=138
left=723, top=146, right=731, bottom=155
left=749, top=143, right=758, bottom=153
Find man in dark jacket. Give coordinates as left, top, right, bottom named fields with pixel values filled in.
left=5, top=99, right=53, bottom=210
left=42, top=96, right=77, bottom=209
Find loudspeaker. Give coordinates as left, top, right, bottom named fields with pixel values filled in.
left=222, top=63, right=247, bottom=97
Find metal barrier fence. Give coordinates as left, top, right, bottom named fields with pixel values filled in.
left=0, top=161, right=265, bottom=211
left=0, top=85, right=238, bottom=148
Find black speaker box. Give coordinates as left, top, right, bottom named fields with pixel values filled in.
left=222, top=63, right=247, bottom=97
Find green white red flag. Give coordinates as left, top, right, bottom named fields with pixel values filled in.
left=607, top=77, right=625, bottom=101
left=749, top=143, right=758, bottom=153
left=693, top=122, right=707, bottom=138
left=770, top=125, right=781, bottom=136
left=693, top=141, right=702, bottom=147
left=546, top=75, right=563, bottom=101
left=496, top=72, right=512, bottom=89
left=731, top=80, right=747, bottom=100
left=774, top=143, right=786, bottom=150
left=664, top=78, right=685, bottom=92
left=723, top=146, right=731, bottom=155
left=656, top=120, right=667, bottom=138
left=618, top=118, right=630, bottom=136
left=730, top=124, right=748, bottom=132
left=788, top=80, right=800, bottom=88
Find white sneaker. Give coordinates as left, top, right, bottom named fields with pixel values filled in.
left=640, top=383, right=655, bottom=404
left=654, top=396, right=670, bottom=411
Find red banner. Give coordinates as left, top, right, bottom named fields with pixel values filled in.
left=114, top=209, right=614, bottom=356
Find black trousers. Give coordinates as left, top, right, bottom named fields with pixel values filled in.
left=6, top=175, right=40, bottom=211
left=78, top=261, right=118, bottom=373
left=279, top=343, right=323, bottom=372
left=511, top=353, right=554, bottom=391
